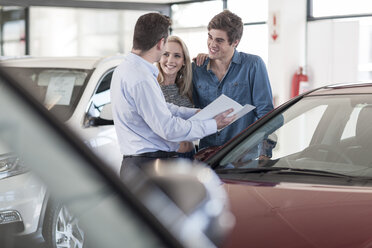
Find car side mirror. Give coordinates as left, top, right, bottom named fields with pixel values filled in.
left=99, top=103, right=112, bottom=120
left=85, top=103, right=114, bottom=127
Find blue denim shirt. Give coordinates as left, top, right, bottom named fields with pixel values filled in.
left=192, top=50, right=274, bottom=149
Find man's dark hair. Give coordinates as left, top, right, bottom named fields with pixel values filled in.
left=208, top=10, right=243, bottom=45
left=133, top=13, right=171, bottom=51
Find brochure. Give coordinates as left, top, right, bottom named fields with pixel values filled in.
left=188, top=94, right=255, bottom=130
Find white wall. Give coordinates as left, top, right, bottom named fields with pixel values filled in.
left=307, top=20, right=359, bottom=88
left=267, top=0, right=362, bottom=106
left=268, top=0, right=307, bottom=106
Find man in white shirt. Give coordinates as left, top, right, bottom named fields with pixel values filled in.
left=110, top=13, right=235, bottom=178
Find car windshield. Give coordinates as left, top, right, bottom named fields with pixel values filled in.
left=6, top=67, right=92, bottom=122
left=217, top=94, right=372, bottom=182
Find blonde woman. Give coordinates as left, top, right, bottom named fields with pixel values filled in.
left=156, top=35, right=194, bottom=108
left=156, top=36, right=195, bottom=158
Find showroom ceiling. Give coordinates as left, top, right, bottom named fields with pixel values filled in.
left=0, top=0, right=199, bottom=6
left=77, top=0, right=195, bottom=3
left=0, top=0, right=202, bottom=12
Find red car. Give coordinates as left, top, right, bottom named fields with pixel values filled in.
left=196, top=82, right=372, bottom=248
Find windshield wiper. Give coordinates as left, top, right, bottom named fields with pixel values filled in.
left=216, top=167, right=372, bottom=181
left=216, top=167, right=283, bottom=174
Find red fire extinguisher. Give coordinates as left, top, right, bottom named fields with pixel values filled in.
left=291, top=67, right=309, bottom=98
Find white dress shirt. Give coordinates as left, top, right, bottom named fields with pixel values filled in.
left=111, top=52, right=217, bottom=155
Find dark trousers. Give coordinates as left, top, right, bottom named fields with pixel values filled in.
left=120, top=151, right=178, bottom=181
left=177, top=149, right=196, bottom=159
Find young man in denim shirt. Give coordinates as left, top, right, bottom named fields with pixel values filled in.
left=193, top=10, right=274, bottom=158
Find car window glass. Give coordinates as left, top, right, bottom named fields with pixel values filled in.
left=218, top=96, right=372, bottom=178
left=220, top=102, right=327, bottom=167
left=274, top=105, right=327, bottom=158
left=87, top=69, right=113, bottom=118
left=5, top=67, right=91, bottom=122
left=0, top=76, right=167, bottom=248
left=341, top=105, right=364, bottom=140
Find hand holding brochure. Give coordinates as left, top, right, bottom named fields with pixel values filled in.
left=188, top=94, right=255, bottom=129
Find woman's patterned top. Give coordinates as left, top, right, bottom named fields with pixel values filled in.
left=160, top=84, right=193, bottom=108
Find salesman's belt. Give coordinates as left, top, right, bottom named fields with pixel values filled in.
left=123, top=150, right=178, bottom=159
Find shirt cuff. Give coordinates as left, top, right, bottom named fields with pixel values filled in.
left=203, top=119, right=218, bottom=136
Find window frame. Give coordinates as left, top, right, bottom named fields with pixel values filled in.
left=307, top=0, right=372, bottom=21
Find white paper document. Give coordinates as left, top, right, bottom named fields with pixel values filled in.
left=45, top=76, right=75, bottom=106
left=188, top=94, right=255, bottom=129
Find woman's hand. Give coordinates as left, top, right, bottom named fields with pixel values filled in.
left=193, top=53, right=209, bottom=66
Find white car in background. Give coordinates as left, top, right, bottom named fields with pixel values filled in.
left=0, top=56, right=123, bottom=248
left=1, top=56, right=123, bottom=173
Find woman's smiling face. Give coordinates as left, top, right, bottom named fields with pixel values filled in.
left=159, top=41, right=185, bottom=78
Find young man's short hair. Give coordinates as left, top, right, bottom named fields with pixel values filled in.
left=132, top=13, right=171, bottom=52
left=208, top=10, right=243, bottom=45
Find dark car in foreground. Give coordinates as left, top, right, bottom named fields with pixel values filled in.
left=195, top=82, right=372, bottom=248
left=0, top=66, right=234, bottom=248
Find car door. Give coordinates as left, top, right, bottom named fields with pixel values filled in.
left=69, top=66, right=122, bottom=175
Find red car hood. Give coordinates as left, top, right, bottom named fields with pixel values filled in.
left=222, top=179, right=372, bottom=248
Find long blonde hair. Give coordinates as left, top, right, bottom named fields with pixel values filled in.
left=156, top=36, right=193, bottom=101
